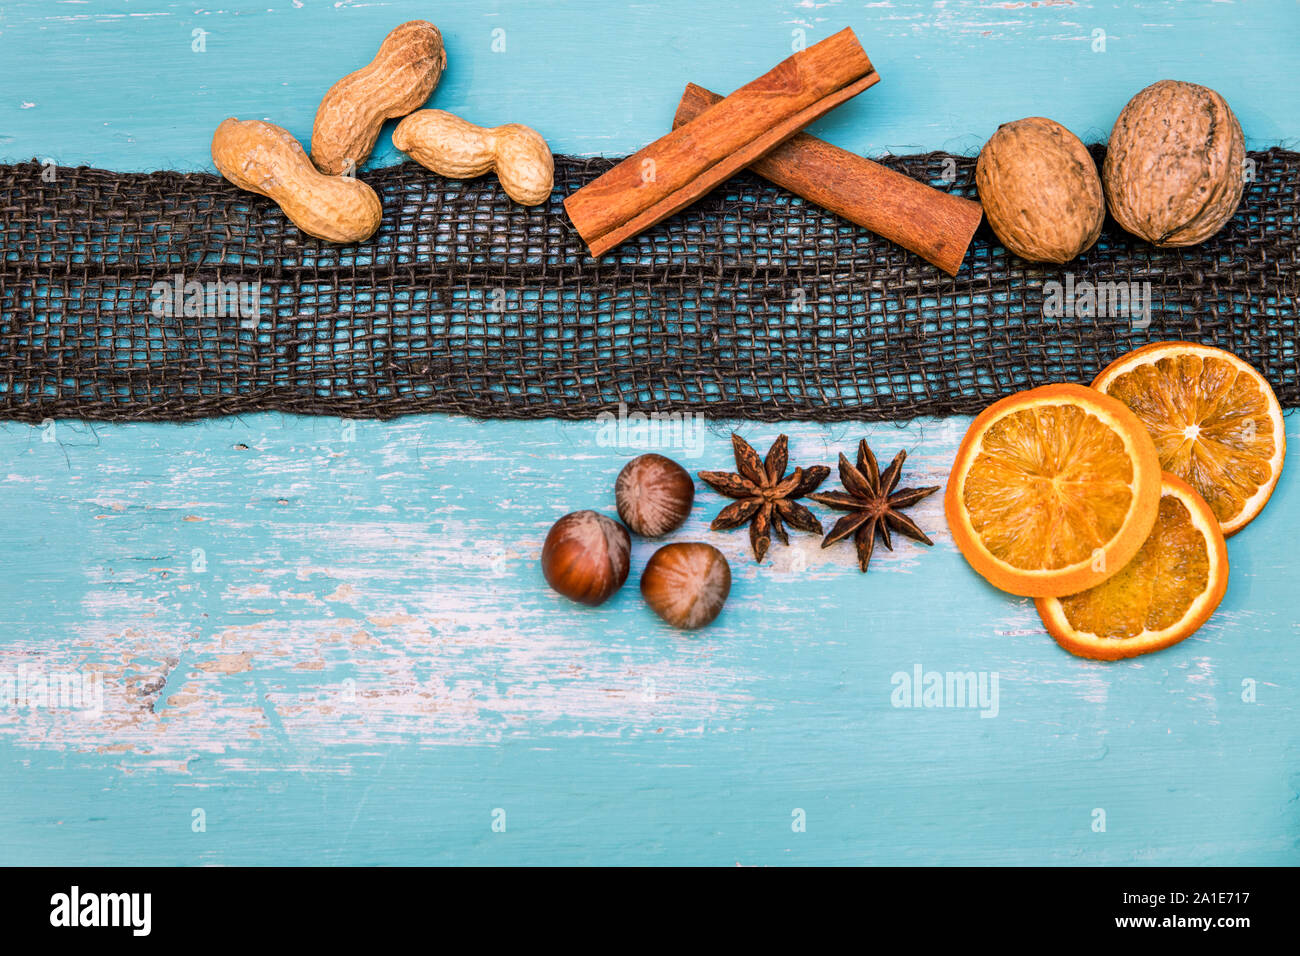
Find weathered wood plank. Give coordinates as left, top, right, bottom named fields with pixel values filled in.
left=0, top=0, right=1297, bottom=865
left=0, top=413, right=1295, bottom=864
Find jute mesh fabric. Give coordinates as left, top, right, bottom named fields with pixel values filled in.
left=1, top=147, right=1296, bottom=423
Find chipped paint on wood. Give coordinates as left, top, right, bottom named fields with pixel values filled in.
left=0, top=0, right=1298, bottom=865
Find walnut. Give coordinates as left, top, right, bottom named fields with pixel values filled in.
left=975, top=117, right=1105, bottom=264
left=1103, top=80, right=1245, bottom=247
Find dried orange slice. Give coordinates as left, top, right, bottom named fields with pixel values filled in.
left=1036, top=474, right=1228, bottom=660
left=945, top=383, right=1162, bottom=597
left=1093, top=342, right=1285, bottom=536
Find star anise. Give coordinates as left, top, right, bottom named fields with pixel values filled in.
left=810, top=439, right=940, bottom=573
left=699, top=433, right=830, bottom=563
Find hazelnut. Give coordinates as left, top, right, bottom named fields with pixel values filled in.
left=541, top=511, right=630, bottom=606
left=975, top=116, right=1105, bottom=263
left=1103, top=80, right=1245, bottom=247
left=640, top=542, right=731, bottom=630
left=615, top=454, right=695, bottom=537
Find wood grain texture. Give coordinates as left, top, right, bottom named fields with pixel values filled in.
left=0, top=414, right=1296, bottom=864
left=0, top=0, right=1297, bottom=865
left=2, top=1, right=1295, bottom=171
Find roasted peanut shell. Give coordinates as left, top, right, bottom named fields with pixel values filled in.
left=212, top=118, right=382, bottom=244
left=393, top=109, right=554, bottom=206
left=310, top=20, right=447, bottom=176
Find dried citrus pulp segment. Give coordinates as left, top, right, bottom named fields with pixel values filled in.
left=1036, top=474, right=1228, bottom=660
left=1092, top=342, right=1285, bottom=536
left=945, top=384, right=1162, bottom=597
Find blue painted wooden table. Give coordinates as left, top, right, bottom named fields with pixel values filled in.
left=1, top=0, right=1296, bottom=865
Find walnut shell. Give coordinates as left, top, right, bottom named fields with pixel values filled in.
left=975, top=117, right=1105, bottom=264
left=1103, top=80, right=1245, bottom=247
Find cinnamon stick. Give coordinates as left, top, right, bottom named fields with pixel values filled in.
left=673, top=83, right=983, bottom=275
left=565, top=28, right=879, bottom=258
